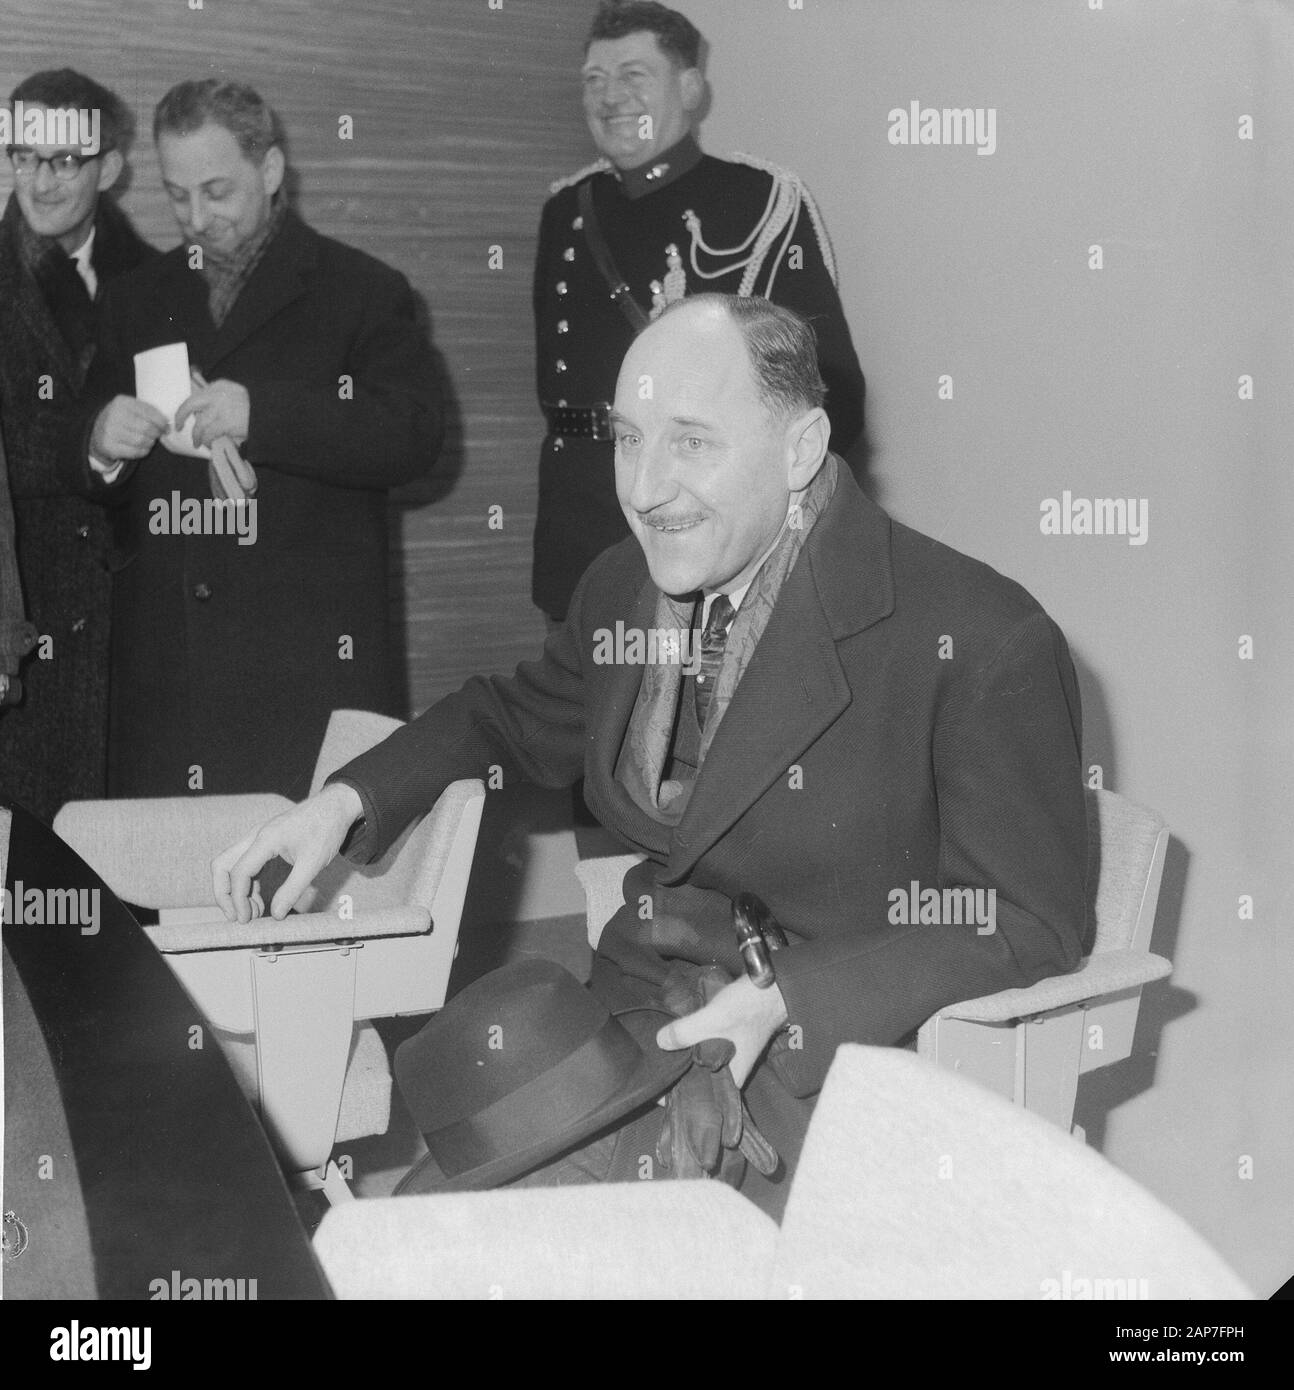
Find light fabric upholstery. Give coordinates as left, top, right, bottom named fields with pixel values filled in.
left=52, top=793, right=293, bottom=911
left=771, top=1045, right=1252, bottom=1299
left=314, top=1044, right=1251, bottom=1300
left=575, top=852, right=645, bottom=949
left=51, top=710, right=485, bottom=1183
left=315, top=1181, right=778, bottom=1300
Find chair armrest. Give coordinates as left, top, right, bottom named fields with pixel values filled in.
left=933, top=950, right=1172, bottom=1024
left=145, top=905, right=431, bottom=953
left=314, top=1183, right=778, bottom=1300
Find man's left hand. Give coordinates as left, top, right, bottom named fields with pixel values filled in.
left=176, top=377, right=251, bottom=449
left=656, top=974, right=789, bottom=1088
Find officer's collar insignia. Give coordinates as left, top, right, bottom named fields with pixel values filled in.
left=615, top=132, right=703, bottom=201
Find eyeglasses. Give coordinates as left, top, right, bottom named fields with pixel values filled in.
left=6, top=147, right=100, bottom=180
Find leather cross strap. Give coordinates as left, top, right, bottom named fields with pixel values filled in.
left=577, top=179, right=650, bottom=332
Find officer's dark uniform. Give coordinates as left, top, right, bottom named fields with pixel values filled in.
left=532, top=133, right=865, bottom=620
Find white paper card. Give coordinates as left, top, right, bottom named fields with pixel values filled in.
left=133, top=342, right=211, bottom=458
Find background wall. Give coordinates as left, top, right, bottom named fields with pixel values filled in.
left=681, top=0, right=1292, bottom=1295
left=3, top=0, right=1290, bottom=1294
left=1, top=0, right=592, bottom=708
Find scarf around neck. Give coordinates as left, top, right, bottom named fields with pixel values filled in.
left=619, top=452, right=839, bottom=819
left=199, top=192, right=287, bottom=328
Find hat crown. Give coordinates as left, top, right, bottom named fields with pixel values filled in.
left=396, top=959, right=624, bottom=1131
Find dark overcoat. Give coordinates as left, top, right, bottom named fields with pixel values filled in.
left=76, top=209, right=442, bottom=797
left=0, top=194, right=154, bottom=821
left=331, top=464, right=1089, bottom=1215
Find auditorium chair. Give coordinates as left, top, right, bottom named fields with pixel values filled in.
left=573, top=786, right=1173, bottom=1138
left=313, top=1041, right=1251, bottom=1299
left=53, top=710, right=485, bottom=1203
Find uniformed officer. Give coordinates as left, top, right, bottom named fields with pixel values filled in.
left=532, top=0, right=865, bottom=622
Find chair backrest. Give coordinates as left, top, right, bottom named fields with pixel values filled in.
left=308, top=709, right=405, bottom=797
left=772, top=1044, right=1252, bottom=1300
left=299, top=710, right=484, bottom=921
left=1085, top=787, right=1169, bottom=955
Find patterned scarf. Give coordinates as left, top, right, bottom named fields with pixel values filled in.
left=200, top=192, right=287, bottom=328
left=620, top=453, right=839, bottom=819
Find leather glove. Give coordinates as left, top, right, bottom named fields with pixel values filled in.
left=207, top=437, right=258, bottom=502
left=654, top=962, right=780, bottom=1181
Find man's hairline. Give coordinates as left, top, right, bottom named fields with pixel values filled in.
left=155, top=120, right=281, bottom=168
left=582, top=30, right=697, bottom=76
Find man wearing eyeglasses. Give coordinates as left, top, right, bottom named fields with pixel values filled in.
left=0, top=69, right=154, bottom=823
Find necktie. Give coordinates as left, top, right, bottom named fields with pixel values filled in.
left=694, top=594, right=735, bottom=730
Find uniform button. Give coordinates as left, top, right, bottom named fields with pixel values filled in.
left=556, top=281, right=568, bottom=296
left=563, top=246, right=575, bottom=262
left=557, top=398, right=568, bottom=407
left=572, top=215, right=584, bottom=230
left=557, top=319, right=569, bottom=334
left=555, top=359, right=567, bottom=372
left=71, top=617, right=87, bottom=633
left=76, top=524, right=90, bottom=540
left=553, top=437, right=564, bottom=451
left=193, top=583, right=212, bottom=601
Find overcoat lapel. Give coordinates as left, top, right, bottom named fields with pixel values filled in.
left=586, top=569, right=672, bottom=857
left=146, top=253, right=217, bottom=368
left=205, top=212, right=314, bottom=370
left=0, top=224, right=79, bottom=395
left=664, top=475, right=898, bottom=883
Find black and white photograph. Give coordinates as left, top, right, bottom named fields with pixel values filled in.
left=1, top=0, right=1290, bottom=1335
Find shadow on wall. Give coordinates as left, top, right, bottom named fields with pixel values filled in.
left=386, top=291, right=465, bottom=721
left=1075, top=833, right=1198, bottom=1153
left=1069, top=642, right=1198, bottom=1150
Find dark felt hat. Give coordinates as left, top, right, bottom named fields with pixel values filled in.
left=393, top=958, right=689, bottom=1195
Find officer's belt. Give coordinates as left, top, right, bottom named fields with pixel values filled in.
left=543, top=402, right=614, bottom=442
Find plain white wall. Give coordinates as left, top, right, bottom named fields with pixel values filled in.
left=682, top=0, right=1292, bottom=1295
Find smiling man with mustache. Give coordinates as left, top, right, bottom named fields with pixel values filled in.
left=216, top=294, right=1087, bottom=1216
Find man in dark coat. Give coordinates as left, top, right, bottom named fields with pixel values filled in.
left=76, top=79, right=442, bottom=798
left=214, top=296, right=1087, bottom=1218
left=0, top=70, right=155, bottom=822
left=1, top=429, right=39, bottom=718
left=531, top=1, right=865, bottom=621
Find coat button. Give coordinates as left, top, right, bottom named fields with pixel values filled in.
left=572, top=215, right=584, bottom=230
left=557, top=319, right=569, bottom=334
left=193, top=583, right=212, bottom=601
left=76, top=524, right=90, bottom=540
left=563, top=247, right=575, bottom=261
left=556, top=281, right=567, bottom=296
left=71, top=617, right=87, bottom=633
left=553, top=437, right=564, bottom=451
left=555, top=359, right=567, bottom=372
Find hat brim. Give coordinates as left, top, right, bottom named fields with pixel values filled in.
left=394, top=1006, right=688, bottom=1196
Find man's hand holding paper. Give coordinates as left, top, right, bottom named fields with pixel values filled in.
left=89, top=395, right=169, bottom=463
left=176, top=371, right=250, bottom=450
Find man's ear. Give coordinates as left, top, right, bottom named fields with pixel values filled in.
left=680, top=67, right=705, bottom=114
left=785, top=406, right=831, bottom=490
left=95, top=148, right=124, bottom=193
left=260, top=145, right=286, bottom=197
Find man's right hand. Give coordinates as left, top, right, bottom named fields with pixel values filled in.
left=212, top=782, right=364, bottom=923
left=90, top=396, right=169, bottom=463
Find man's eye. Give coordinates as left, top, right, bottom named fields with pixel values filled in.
left=682, top=436, right=706, bottom=452
left=54, top=154, right=80, bottom=173
left=615, top=433, right=641, bottom=449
